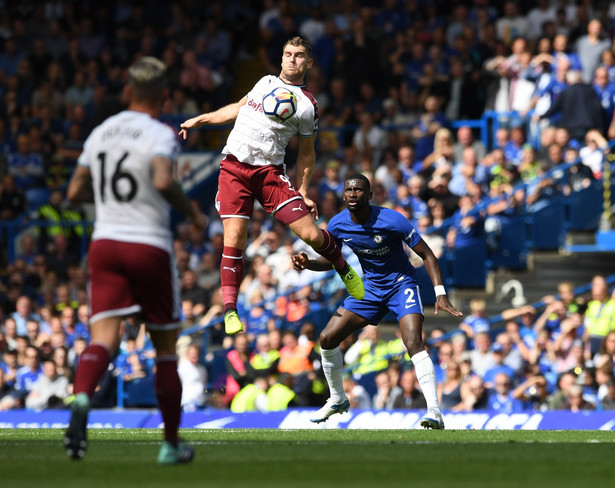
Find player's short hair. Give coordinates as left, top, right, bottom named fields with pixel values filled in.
left=283, top=36, right=312, bottom=59
left=128, top=56, right=167, bottom=101
left=345, top=173, right=371, bottom=190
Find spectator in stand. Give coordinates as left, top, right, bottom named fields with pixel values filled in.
left=277, top=329, right=319, bottom=406
left=410, top=214, right=445, bottom=269
left=180, top=269, right=209, bottom=317
left=495, top=2, right=529, bottom=46
left=581, top=129, right=607, bottom=179
left=324, top=78, right=353, bottom=128
left=583, top=275, right=615, bottom=357
left=424, top=167, right=459, bottom=219
left=250, top=333, right=280, bottom=378
left=343, top=376, right=371, bottom=411
left=0, top=367, right=20, bottom=411
left=512, top=373, right=550, bottom=411
left=372, top=369, right=395, bottom=410
left=25, top=358, right=69, bottom=410
left=502, top=126, right=525, bottom=167
left=196, top=252, right=221, bottom=294
left=11, top=296, right=41, bottom=337
left=1, top=347, right=19, bottom=387
left=459, top=298, right=490, bottom=341
left=177, top=343, right=208, bottom=411
left=540, top=69, right=604, bottom=144
left=0, top=174, right=26, bottom=220
left=576, top=18, right=612, bottom=84
left=591, top=66, right=615, bottom=133
left=503, top=319, right=532, bottom=363
left=412, top=95, right=448, bottom=162
left=458, top=374, right=489, bottom=411
left=344, top=325, right=389, bottom=376
left=266, top=372, right=297, bottom=411
left=52, top=345, right=72, bottom=382
left=351, top=111, right=386, bottom=168
left=470, top=331, right=495, bottom=378
left=564, top=384, right=594, bottom=411
left=547, top=371, right=576, bottom=410
left=437, top=359, right=463, bottom=411
left=445, top=194, right=483, bottom=251
left=396, top=144, right=418, bottom=184
left=224, top=333, right=253, bottom=407
left=230, top=375, right=269, bottom=413
left=36, top=189, right=84, bottom=257
left=7, top=134, right=45, bottom=189
left=452, top=126, right=486, bottom=166
left=482, top=342, right=516, bottom=389
left=406, top=174, right=429, bottom=218
left=242, top=262, right=279, bottom=318
left=317, top=159, right=344, bottom=200
left=487, top=372, right=523, bottom=413
left=600, top=377, right=615, bottom=410
left=390, top=369, right=427, bottom=410
left=593, top=331, right=615, bottom=370
left=420, top=127, right=455, bottom=180
left=14, top=345, right=42, bottom=405
left=495, top=332, right=525, bottom=377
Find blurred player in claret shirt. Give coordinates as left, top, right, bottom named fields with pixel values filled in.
left=292, top=174, right=462, bottom=428
left=179, top=36, right=364, bottom=337
left=65, top=56, right=206, bottom=464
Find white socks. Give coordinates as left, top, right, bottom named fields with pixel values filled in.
left=321, top=346, right=345, bottom=403
left=412, top=350, right=440, bottom=411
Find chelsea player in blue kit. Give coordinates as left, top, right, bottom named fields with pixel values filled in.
left=292, top=174, right=462, bottom=428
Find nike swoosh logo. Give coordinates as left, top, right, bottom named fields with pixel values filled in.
left=343, top=238, right=353, bottom=242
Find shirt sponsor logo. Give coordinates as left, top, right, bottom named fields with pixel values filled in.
left=247, top=98, right=264, bottom=113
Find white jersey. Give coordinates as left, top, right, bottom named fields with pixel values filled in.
left=77, top=110, right=181, bottom=253
left=223, top=75, right=318, bottom=166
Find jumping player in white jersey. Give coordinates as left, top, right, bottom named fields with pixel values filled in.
left=64, top=57, right=206, bottom=464
left=179, top=36, right=364, bottom=336
left=292, top=174, right=463, bottom=428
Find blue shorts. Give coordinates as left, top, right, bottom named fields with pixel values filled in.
left=341, top=276, right=424, bottom=324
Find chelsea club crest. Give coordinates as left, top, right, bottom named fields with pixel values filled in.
left=372, top=235, right=383, bottom=244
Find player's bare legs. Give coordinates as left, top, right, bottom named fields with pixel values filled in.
left=399, top=313, right=445, bottom=429
left=288, top=214, right=364, bottom=300
left=311, top=308, right=368, bottom=423
left=149, top=328, right=194, bottom=464
left=65, top=317, right=121, bottom=459
left=220, top=217, right=249, bottom=335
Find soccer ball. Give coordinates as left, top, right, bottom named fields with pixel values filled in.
left=262, top=87, right=297, bottom=122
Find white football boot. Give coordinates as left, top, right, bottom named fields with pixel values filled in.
left=310, top=397, right=350, bottom=423
left=419, top=408, right=445, bottom=429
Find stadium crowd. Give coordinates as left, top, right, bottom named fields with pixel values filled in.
left=1, top=1, right=615, bottom=414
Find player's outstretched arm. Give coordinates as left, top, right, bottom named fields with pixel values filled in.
left=67, top=165, right=94, bottom=203
left=291, top=252, right=333, bottom=272
left=152, top=156, right=206, bottom=232
left=411, top=239, right=463, bottom=318
left=295, top=134, right=318, bottom=220
left=178, top=97, right=247, bottom=139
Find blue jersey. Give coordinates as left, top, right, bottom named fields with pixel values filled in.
left=327, top=206, right=425, bottom=324
left=327, top=206, right=422, bottom=288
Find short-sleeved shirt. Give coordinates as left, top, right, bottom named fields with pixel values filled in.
left=327, top=206, right=421, bottom=289
left=326, top=206, right=426, bottom=323
left=223, top=75, right=318, bottom=166
left=77, top=110, right=180, bottom=253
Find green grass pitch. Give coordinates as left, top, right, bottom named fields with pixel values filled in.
left=1, top=429, right=614, bottom=488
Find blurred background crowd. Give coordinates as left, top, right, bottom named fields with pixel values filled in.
left=1, top=0, right=615, bottom=414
